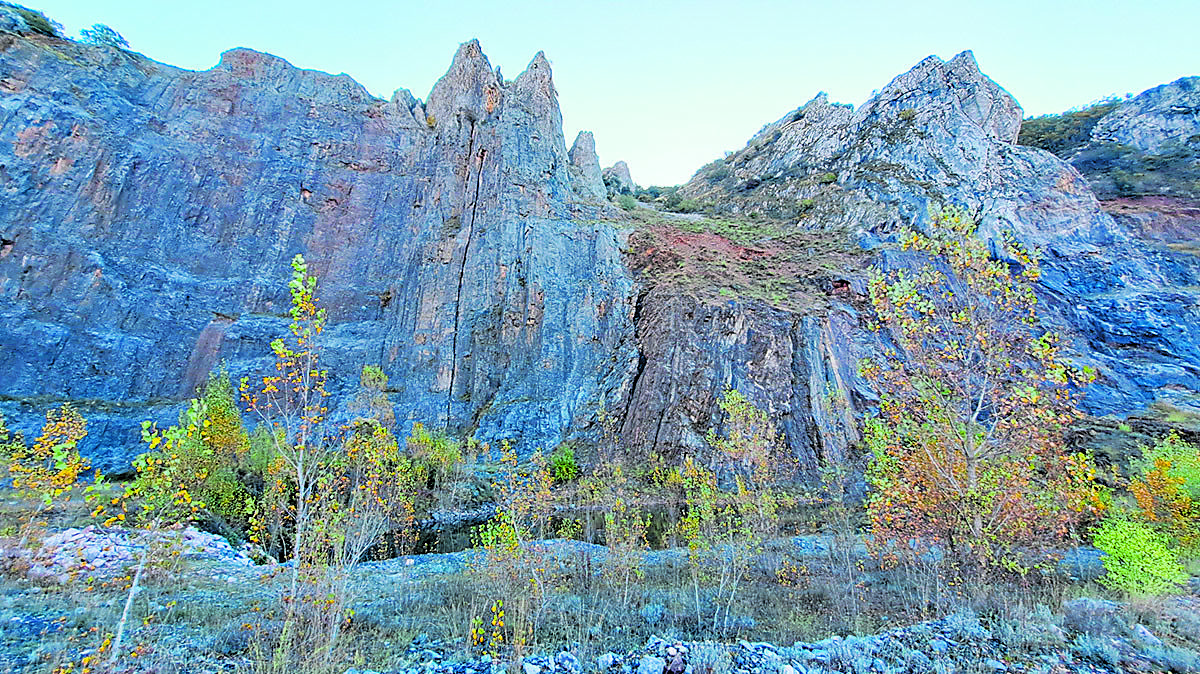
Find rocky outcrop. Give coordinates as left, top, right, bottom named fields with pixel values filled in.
left=619, top=288, right=865, bottom=474
left=671, top=51, right=1198, bottom=426
left=1089, top=77, right=1200, bottom=156
left=602, top=160, right=635, bottom=195
left=0, top=35, right=636, bottom=470
left=568, top=131, right=606, bottom=201
left=1051, top=77, right=1200, bottom=201
left=1, top=32, right=1196, bottom=473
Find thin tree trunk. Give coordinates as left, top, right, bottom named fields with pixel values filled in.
left=109, top=538, right=150, bottom=666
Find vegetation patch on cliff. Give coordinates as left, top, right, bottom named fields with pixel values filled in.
left=619, top=209, right=867, bottom=314
left=1018, top=100, right=1120, bottom=156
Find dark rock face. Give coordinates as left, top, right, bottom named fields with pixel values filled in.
left=0, top=35, right=634, bottom=470
left=619, top=288, right=865, bottom=474
left=676, top=51, right=1200, bottom=421
left=1019, top=77, right=1200, bottom=418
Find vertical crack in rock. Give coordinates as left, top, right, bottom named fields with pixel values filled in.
left=446, top=119, right=478, bottom=428
left=620, top=288, right=650, bottom=424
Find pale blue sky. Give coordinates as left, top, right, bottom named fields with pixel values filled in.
left=31, top=0, right=1200, bottom=186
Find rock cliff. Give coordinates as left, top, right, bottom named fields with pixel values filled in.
left=1, top=30, right=1196, bottom=474
left=645, top=51, right=1199, bottom=463
left=0, top=34, right=636, bottom=470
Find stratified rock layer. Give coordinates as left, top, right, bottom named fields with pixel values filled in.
left=0, top=35, right=633, bottom=470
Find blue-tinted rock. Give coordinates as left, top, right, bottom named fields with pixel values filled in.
left=0, top=36, right=633, bottom=470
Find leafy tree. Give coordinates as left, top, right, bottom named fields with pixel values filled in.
left=705, top=388, right=776, bottom=486
left=78, top=23, right=128, bottom=48
left=681, top=389, right=786, bottom=637
left=4, top=403, right=90, bottom=546
left=861, top=205, right=1106, bottom=571
left=241, top=253, right=331, bottom=598
left=236, top=256, right=429, bottom=671
left=286, top=418, right=423, bottom=670
left=474, top=442, right=554, bottom=655
left=100, top=398, right=212, bottom=668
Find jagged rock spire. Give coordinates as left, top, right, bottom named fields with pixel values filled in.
left=569, top=131, right=607, bottom=201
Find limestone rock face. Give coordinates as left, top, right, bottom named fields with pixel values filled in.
left=620, top=289, right=865, bottom=474
left=674, top=50, right=1198, bottom=425
left=1088, top=77, right=1200, bottom=155
left=568, top=131, right=607, bottom=201
left=1056, top=77, right=1200, bottom=201
left=602, top=161, right=634, bottom=195
left=0, top=35, right=636, bottom=470
left=1, top=33, right=1196, bottom=474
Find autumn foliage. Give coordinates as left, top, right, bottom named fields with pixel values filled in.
left=3, top=404, right=91, bottom=544
left=1129, top=432, right=1200, bottom=555
left=861, top=206, right=1106, bottom=570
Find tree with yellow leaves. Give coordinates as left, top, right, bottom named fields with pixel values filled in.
left=4, top=403, right=91, bottom=546
left=862, top=205, right=1107, bottom=572
left=241, top=253, right=331, bottom=600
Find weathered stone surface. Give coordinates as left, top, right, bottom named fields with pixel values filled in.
left=0, top=7, right=29, bottom=34
left=602, top=160, right=635, bottom=195
left=677, top=50, right=1200, bottom=422
left=0, top=35, right=635, bottom=470
left=1089, top=77, right=1200, bottom=155
left=619, top=288, right=865, bottom=476
left=568, top=130, right=607, bottom=201
left=1055, top=77, right=1200, bottom=201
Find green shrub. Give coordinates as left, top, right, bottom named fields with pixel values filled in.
left=132, top=369, right=255, bottom=540
left=549, top=444, right=579, bottom=483
left=1, top=2, right=60, bottom=36
left=406, top=422, right=461, bottom=487
left=1093, top=515, right=1187, bottom=596
left=79, top=23, right=127, bottom=48
left=1137, top=432, right=1200, bottom=500
left=616, top=194, right=638, bottom=211
left=817, top=172, right=837, bottom=184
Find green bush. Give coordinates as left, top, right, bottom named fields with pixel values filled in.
left=549, top=444, right=579, bottom=483
left=406, top=421, right=461, bottom=487
left=1093, top=515, right=1187, bottom=596
left=817, top=172, right=837, bottom=184
left=616, top=194, right=638, bottom=211
left=1, top=2, right=59, bottom=36
left=1138, top=432, right=1200, bottom=500
left=1017, top=100, right=1119, bottom=156
left=79, top=23, right=128, bottom=48
left=132, top=368, right=255, bottom=540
